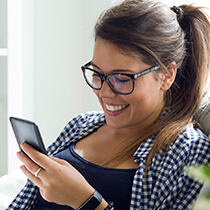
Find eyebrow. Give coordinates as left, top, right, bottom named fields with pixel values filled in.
left=91, top=61, right=135, bottom=74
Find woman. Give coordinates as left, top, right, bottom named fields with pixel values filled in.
left=7, top=0, right=210, bottom=209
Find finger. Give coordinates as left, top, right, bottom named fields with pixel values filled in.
left=20, top=143, right=55, bottom=170
left=17, top=151, right=42, bottom=175
left=17, top=151, right=46, bottom=180
left=20, top=165, right=43, bottom=187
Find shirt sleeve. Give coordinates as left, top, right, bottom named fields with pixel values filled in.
left=187, top=129, right=210, bottom=166
left=157, top=173, right=204, bottom=209
left=6, top=180, right=38, bottom=210
left=155, top=128, right=210, bottom=210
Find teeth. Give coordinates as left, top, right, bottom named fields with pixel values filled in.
left=105, top=104, right=127, bottom=111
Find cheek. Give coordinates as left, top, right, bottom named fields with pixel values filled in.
left=137, top=74, right=162, bottom=93
left=130, top=78, right=163, bottom=103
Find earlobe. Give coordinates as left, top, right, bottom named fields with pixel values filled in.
left=160, top=61, right=177, bottom=91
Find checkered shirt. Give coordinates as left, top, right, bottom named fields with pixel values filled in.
left=7, top=111, right=210, bottom=210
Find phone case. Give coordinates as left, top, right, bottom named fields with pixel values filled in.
left=10, top=117, right=47, bottom=155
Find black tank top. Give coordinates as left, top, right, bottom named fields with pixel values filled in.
left=35, top=142, right=137, bottom=210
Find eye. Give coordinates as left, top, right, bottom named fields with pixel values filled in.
left=93, top=72, right=100, bottom=77
left=114, top=75, right=131, bottom=83
left=116, top=77, right=130, bottom=83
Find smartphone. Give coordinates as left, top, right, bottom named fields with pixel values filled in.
left=10, top=117, right=47, bottom=155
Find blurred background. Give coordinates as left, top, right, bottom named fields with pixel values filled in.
left=0, top=0, right=209, bottom=177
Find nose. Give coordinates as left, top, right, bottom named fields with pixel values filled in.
left=98, top=80, right=117, bottom=98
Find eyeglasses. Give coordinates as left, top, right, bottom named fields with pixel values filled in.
left=81, top=61, right=160, bottom=95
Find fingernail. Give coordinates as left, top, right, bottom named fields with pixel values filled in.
left=20, top=143, right=26, bottom=149
left=16, top=151, right=21, bottom=158
left=19, top=165, right=25, bottom=172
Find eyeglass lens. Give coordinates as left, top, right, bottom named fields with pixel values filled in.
left=84, top=68, right=133, bottom=94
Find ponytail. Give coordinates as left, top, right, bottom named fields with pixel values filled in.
left=169, top=4, right=210, bottom=116
left=146, top=4, right=210, bottom=171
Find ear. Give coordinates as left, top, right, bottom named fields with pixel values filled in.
left=160, top=61, right=177, bottom=91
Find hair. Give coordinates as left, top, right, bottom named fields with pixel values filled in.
left=94, top=0, right=210, bottom=171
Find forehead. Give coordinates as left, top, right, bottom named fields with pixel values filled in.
left=92, top=39, right=150, bottom=73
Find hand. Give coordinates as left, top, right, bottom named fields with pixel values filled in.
left=17, top=143, right=94, bottom=209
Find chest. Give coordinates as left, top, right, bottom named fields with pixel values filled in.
left=74, top=135, right=139, bottom=169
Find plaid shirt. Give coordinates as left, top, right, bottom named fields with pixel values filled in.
left=7, top=111, right=210, bottom=210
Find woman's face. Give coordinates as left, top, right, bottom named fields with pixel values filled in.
left=92, top=39, right=166, bottom=132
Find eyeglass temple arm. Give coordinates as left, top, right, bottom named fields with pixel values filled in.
left=134, top=66, right=160, bottom=79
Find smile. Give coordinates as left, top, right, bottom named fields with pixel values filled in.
left=105, top=104, right=128, bottom=111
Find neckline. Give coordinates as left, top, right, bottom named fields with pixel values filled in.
left=69, top=142, right=137, bottom=172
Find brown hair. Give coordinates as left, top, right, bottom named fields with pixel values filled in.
left=94, top=0, right=210, bottom=170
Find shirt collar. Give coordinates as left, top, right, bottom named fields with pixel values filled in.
left=133, top=109, right=169, bottom=162
left=133, top=137, right=155, bottom=162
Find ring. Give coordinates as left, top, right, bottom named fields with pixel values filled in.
left=35, top=167, right=42, bottom=178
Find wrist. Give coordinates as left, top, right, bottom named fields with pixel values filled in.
left=96, top=199, right=108, bottom=210
left=76, top=190, right=103, bottom=210
left=76, top=190, right=114, bottom=210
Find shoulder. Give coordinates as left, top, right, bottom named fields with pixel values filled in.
left=169, top=124, right=210, bottom=166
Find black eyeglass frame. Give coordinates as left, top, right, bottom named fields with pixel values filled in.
left=81, top=61, right=160, bottom=95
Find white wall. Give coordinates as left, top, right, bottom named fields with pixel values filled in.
left=0, top=0, right=7, bottom=176
left=7, top=0, right=23, bottom=175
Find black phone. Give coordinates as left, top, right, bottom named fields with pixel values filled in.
left=10, top=117, right=47, bottom=155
